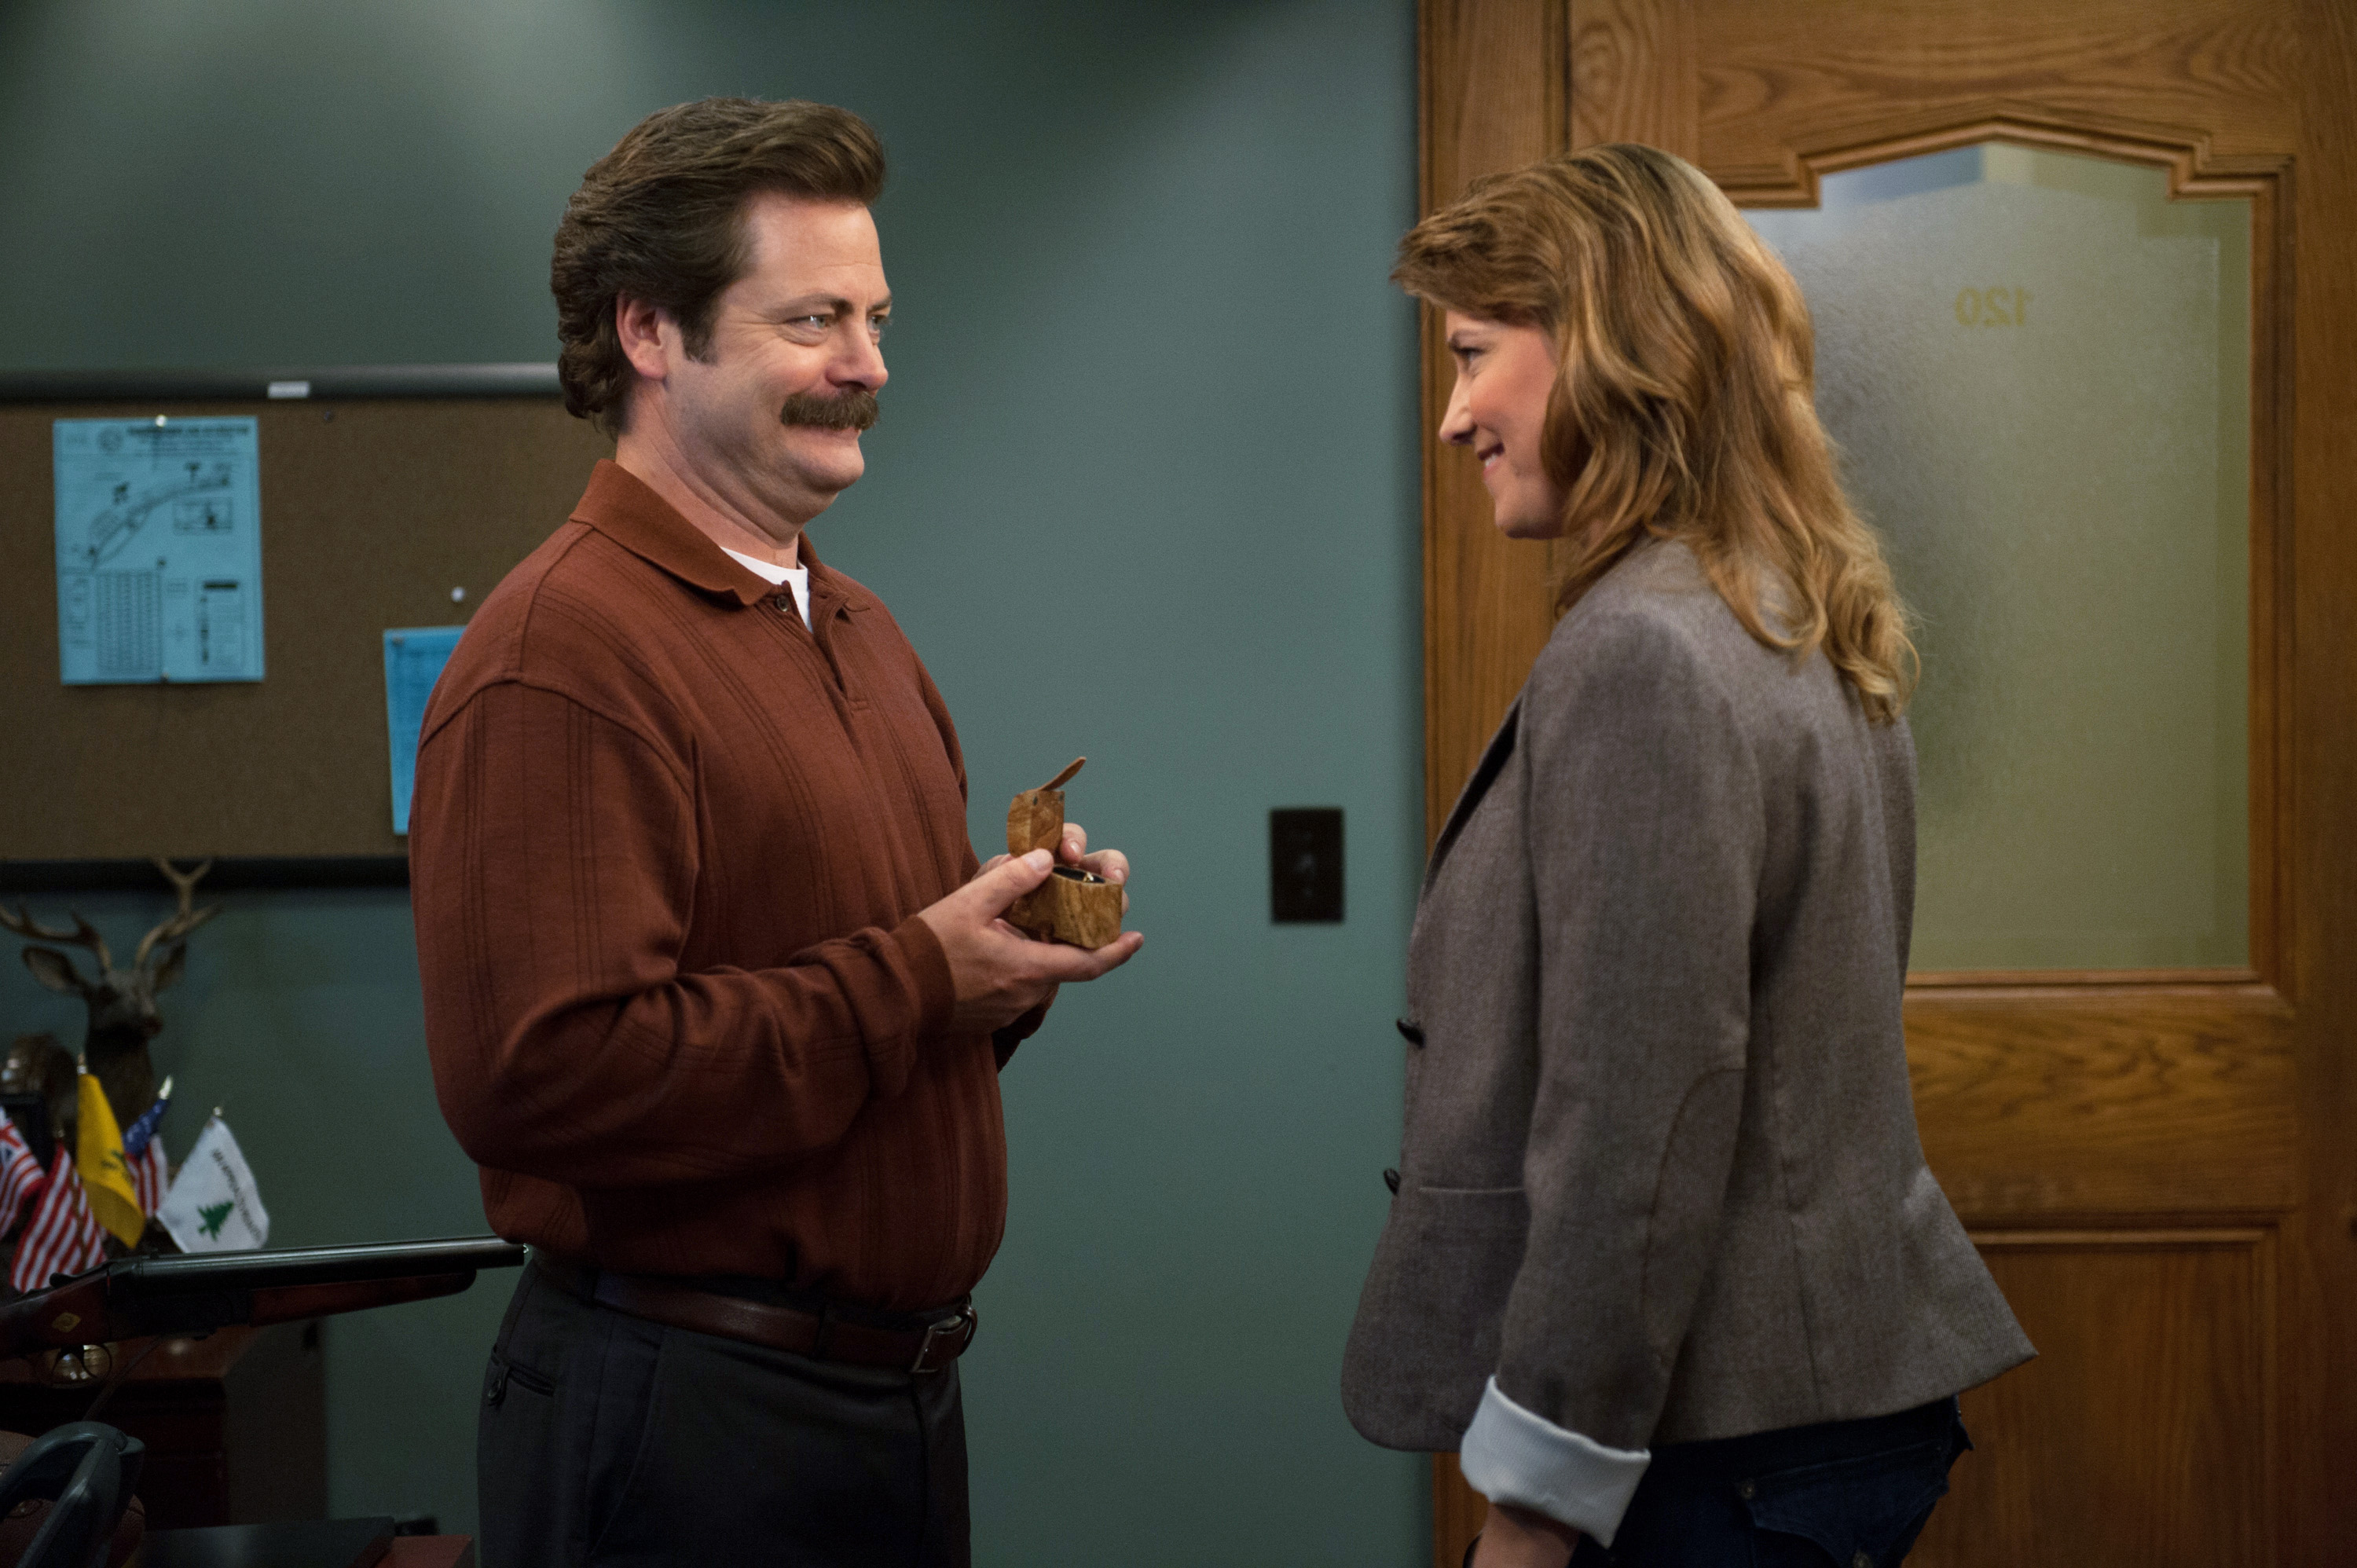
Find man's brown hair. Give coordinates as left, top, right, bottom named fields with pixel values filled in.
left=1395, top=143, right=1917, bottom=721
left=552, top=97, right=886, bottom=434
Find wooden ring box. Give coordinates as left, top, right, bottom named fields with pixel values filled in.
left=1004, top=757, right=1124, bottom=949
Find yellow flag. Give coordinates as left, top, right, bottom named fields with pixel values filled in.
left=76, top=1071, right=145, bottom=1249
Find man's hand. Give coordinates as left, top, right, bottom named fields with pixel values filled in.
left=1054, top=820, right=1128, bottom=904
left=977, top=821, right=1131, bottom=907
left=1470, top=1502, right=1581, bottom=1568
left=917, top=848, right=1142, bottom=1034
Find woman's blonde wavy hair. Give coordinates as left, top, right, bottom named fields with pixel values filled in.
left=1396, top=143, right=1917, bottom=720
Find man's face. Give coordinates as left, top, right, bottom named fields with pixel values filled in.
left=648, top=193, right=891, bottom=529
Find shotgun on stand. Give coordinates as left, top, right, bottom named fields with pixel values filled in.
left=0, top=1237, right=527, bottom=1361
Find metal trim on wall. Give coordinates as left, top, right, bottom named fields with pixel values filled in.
left=0, top=365, right=560, bottom=403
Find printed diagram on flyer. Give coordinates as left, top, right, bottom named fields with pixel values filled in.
left=71, top=455, right=234, bottom=570
left=53, top=416, right=266, bottom=684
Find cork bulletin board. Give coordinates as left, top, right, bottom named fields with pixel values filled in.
left=0, top=371, right=613, bottom=884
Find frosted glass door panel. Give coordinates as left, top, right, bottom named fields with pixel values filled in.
left=1746, top=146, right=2250, bottom=972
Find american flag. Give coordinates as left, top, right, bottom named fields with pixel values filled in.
left=130, top=1136, right=166, bottom=1212
left=12, top=1148, right=102, bottom=1292
left=0, top=1119, right=48, bottom=1237
left=8, top=1138, right=167, bottom=1295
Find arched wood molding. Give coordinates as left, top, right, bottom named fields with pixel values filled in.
left=1714, top=98, right=2288, bottom=206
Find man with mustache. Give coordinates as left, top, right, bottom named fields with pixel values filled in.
left=409, top=97, right=1141, bottom=1567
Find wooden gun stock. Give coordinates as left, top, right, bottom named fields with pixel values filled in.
left=0, top=1277, right=110, bottom=1361
left=244, top=1272, right=476, bottom=1329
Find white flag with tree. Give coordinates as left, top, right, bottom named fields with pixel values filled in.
left=158, top=1115, right=268, bottom=1252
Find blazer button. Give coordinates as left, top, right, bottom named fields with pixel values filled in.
left=1395, top=1018, right=1424, bottom=1046
left=773, top=593, right=794, bottom=614
left=1383, top=1168, right=1401, bottom=1195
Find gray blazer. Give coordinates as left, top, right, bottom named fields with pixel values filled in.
left=1343, top=540, right=2031, bottom=1454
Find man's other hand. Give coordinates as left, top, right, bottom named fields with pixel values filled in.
left=918, top=848, right=1143, bottom=1033
left=1054, top=820, right=1127, bottom=888
left=977, top=820, right=1131, bottom=908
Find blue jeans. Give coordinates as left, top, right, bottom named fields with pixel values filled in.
left=1552, top=1397, right=1969, bottom=1568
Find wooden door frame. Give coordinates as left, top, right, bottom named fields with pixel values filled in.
left=1412, top=3, right=2357, bottom=1563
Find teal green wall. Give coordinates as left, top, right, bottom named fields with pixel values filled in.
left=0, top=2, right=1426, bottom=1561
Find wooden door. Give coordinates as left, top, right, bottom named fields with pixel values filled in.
left=1414, top=3, right=2357, bottom=1563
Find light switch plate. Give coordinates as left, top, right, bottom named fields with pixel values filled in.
left=1270, top=807, right=1343, bottom=922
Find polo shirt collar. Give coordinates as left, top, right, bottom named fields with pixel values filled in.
left=571, top=459, right=868, bottom=614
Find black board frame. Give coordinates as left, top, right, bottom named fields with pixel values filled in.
left=0, top=365, right=557, bottom=402
left=0, top=858, right=409, bottom=894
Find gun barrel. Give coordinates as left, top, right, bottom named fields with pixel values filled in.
left=116, top=1236, right=526, bottom=1295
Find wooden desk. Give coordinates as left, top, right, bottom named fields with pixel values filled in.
left=141, top=1520, right=475, bottom=1567
left=0, top=1322, right=324, bottom=1528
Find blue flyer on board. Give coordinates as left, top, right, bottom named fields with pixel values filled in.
left=383, top=626, right=465, bottom=833
left=53, top=416, right=266, bottom=683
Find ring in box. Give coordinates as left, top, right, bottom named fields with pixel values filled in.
left=1005, top=757, right=1124, bottom=949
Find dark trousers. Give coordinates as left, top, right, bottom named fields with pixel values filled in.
left=1563, top=1398, right=1970, bottom=1568
left=478, top=1265, right=970, bottom=1568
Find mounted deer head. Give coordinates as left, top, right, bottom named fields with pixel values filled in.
left=0, top=859, right=217, bottom=1129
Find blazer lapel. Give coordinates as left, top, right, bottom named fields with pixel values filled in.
left=1422, top=697, right=1520, bottom=896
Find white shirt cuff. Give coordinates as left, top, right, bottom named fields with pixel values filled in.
left=1458, top=1376, right=1651, bottom=1547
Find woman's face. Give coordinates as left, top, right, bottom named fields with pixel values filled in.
left=1439, top=311, right=1564, bottom=539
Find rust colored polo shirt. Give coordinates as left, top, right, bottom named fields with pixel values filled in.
left=412, top=460, right=1032, bottom=1311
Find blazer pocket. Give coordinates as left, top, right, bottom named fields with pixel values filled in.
left=1399, top=1184, right=1530, bottom=1309
left=1342, top=1184, right=1531, bottom=1450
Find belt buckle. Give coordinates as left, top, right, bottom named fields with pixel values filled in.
left=910, top=1304, right=977, bottom=1374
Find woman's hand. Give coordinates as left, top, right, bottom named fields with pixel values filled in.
left=1469, top=1501, right=1581, bottom=1568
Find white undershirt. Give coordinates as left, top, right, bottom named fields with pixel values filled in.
left=723, top=548, right=811, bottom=628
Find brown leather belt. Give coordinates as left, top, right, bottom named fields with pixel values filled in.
left=532, top=1253, right=977, bottom=1374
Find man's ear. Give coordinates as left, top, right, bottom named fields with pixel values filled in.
left=614, top=293, right=674, bottom=383
left=20, top=947, right=88, bottom=996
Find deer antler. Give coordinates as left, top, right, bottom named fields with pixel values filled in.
left=0, top=903, right=112, bottom=973
left=136, top=858, right=219, bottom=969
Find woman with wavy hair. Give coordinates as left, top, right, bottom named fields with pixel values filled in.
left=1342, top=145, right=2032, bottom=1568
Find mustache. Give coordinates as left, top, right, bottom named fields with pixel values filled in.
left=779, top=390, right=879, bottom=431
